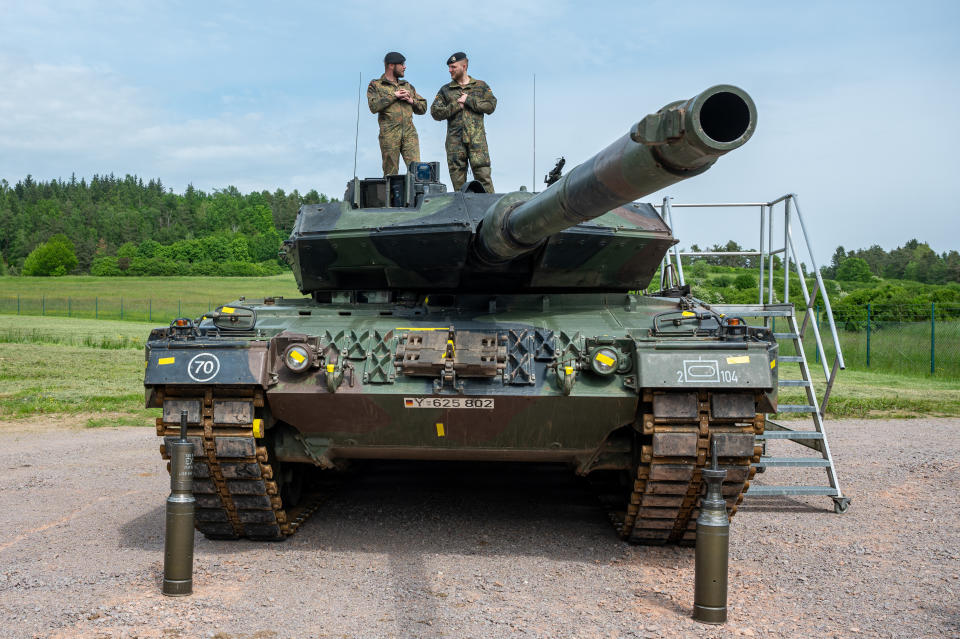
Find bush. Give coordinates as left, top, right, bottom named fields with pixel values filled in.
left=837, top=257, right=874, bottom=282
left=90, top=256, right=122, bottom=276
left=137, top=239, right=161, bottom=258
left=21, top=234, right=79, bottom=276
left=126, top=257, right=192, bottom=276
left=190, top=261, right=221, bottom=276
left=257, top=260, right=285, bottom=275
left=230, top=236, right=250, bottom=262
left=733, top=273, right=756, bottom=290
left=218, top=260, right=262, bottom=276
left=686, top=261, right=709, bottom=277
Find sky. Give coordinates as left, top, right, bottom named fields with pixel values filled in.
left=1, top=0, right=958, bottom=267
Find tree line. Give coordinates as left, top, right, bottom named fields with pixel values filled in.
left=821, top=240, right=960, bottom=284
left=685, top=239, right=960, bottom=285
left=0, top=173, right=330, bottom=276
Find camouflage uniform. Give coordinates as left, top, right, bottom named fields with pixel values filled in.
left=430, top=78, right=497, bottom=192
left=367, top=74, right=428, bottom=175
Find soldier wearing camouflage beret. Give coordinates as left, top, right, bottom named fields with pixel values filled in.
left=430, top=52, right=497, bottom=193
left=367, top=52, right=428, bottom=176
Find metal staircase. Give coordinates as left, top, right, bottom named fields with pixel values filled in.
left=658, top=194, right=851, bottom=514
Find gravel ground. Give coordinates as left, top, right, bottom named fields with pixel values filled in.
left=1, top=417, right=958, bottom=639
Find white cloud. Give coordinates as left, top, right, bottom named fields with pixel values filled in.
left=0, top=55, right=362, bottom=194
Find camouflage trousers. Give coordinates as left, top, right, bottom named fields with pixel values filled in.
left=379, top=128, right=421, bottom=176
left=446, top=141, right=493, bottom=193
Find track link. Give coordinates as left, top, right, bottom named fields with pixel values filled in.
left=157, top=390, right=323, bottom=541
left=615, top=391, right=763, bottom=545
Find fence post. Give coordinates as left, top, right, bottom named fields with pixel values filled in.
left=121, top=297, right=124, bottom=320
left=42, top=295, right=45, bottom=316
left=931, top=302, right=936, bottom=375
left=17, top=295, right=20, bottom=315
left=866, top=303, right=871, bottom=368
left=149, top=299, right=152, bottom=322
left=68, top=297, right=71, bottom=317
left=95, top=297, right=98, bottom=319
left=178, top=299, right=181, bottom=317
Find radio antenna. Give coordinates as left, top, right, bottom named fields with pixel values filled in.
left=532, top=73, right=536, bottom=193
left=352, top=71, right=361, bottom=180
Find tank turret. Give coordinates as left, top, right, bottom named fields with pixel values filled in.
left=284, top=85, right=756, bottom=295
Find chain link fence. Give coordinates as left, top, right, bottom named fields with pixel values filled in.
left=1, top=296, right=958, bottom=378
left=792, top=303, right=960, bottom=378
left=0, top=295, right=221, bottom=324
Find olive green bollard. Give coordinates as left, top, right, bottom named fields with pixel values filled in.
left=693, top=440, right=729, bottom=624
left=163, top=410, right=196, bottom=596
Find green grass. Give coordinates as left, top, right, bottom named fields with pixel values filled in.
left=0, top=316, right=157, bottom=349
left=776, top=368, right=960, bottom=418
left=0, top=341, right=158, bottom=424
left=0, top=274, right=306, bottom=324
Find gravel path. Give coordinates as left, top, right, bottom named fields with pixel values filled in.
left=1, top=417, right=958, bottom=639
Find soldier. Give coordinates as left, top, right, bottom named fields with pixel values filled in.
left=430, top=52, right=497, bottom=192
left=367, top=51, right=428, bottom=175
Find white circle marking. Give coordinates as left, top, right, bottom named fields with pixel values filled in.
left=187, top=352, right=221, bottom=382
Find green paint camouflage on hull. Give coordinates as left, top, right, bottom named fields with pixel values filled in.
left=146, top=293, right=778, bottom=468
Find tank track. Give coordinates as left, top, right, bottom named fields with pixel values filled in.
left=613, top=391, right=763, bottom=545
left=157, top=389, right=323, bottom=541
left=157, top=388, right=759, bottom=544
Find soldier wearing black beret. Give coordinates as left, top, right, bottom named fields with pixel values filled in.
left=367, top=51, right=427, bottom=175
left=430, top=52, right=497, bottom=192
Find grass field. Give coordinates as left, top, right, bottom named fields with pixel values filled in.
left=0, top=316, right=156, bottom=349
left=0, top=274, right=306, bottom=323
left=0, top=341, right=157, bottom=424
left=0, top=317, right=957, bottom=427
left=776, top=368, right=960, bottom=418
left=793, top=319, right=960, bottom=379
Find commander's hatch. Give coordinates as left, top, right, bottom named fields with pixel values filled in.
left=345, top=161, right=447, bottom=209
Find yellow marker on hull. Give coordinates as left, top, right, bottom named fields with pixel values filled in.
left=436, top=423, right=445, bottom=437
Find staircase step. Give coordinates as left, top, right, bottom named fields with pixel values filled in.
left=753, top=457, right=831, bottom=468
left=757, top=431, right=823, bottom=440
left=778, top=356, right=804, bottom=363
left=774, top=332, right=800, bottom=340
left=708, top=306, right=795, bottom=318
left=777, top=404, right=818, bottom=413
left=746, top=485, right=839, bottom=497
left=778, top=379, right=811, bottom=387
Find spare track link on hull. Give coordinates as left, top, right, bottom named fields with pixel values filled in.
left=157, top=389, right=317, bottom=541
left=616, top=391, right=763, bottom=545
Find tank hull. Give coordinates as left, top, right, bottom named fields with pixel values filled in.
left=148, top=293, right=777, bottom=544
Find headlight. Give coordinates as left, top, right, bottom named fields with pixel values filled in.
left=589, top=347, right=619, bottom=376
left=283, top=344, right=313, bottom=373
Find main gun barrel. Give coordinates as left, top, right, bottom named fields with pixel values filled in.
left=476, top=85, right=757, bottom=264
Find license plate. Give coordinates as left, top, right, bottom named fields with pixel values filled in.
left=403, top=397, right=494, bottom=409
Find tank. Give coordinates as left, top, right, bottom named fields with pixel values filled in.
left=146, top=85, right=777, bottom=545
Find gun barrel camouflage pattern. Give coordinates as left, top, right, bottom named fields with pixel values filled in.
left=476, top=85, right=756, bottom=264
left=146, top=85, right=776, bottom=549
